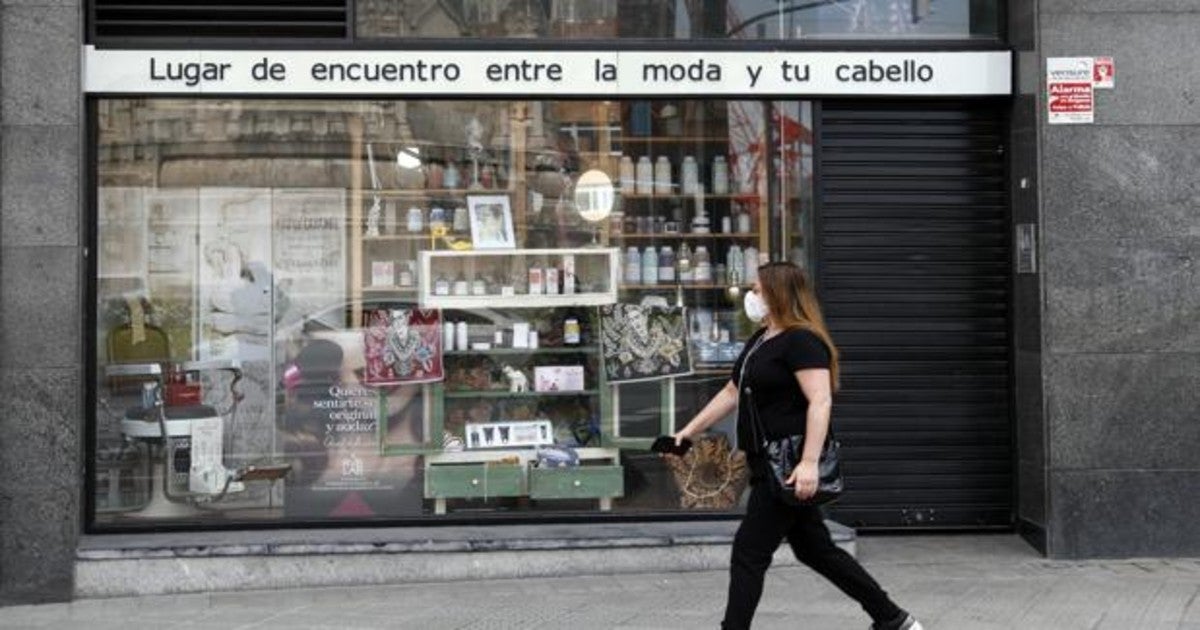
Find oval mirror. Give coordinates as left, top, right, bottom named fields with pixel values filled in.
left=574, top=169, right=615, bottom=224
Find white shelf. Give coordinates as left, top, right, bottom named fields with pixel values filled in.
left=419, top=247, right=621, bottom=309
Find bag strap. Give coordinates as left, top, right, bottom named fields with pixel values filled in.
left=736, top=334, right=769, bottom=451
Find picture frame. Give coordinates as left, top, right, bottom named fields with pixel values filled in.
left=466, top=194, right=516, bottom=250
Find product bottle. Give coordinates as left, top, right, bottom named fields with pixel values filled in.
left=712, top=155, right=729, bottom=195
left=444, top=160, right=461, bottom=190
left=406, top=206, right=424, bottom=233
left=452, top=271, right=469, bottom=296
left=426, top=159, right=445, bottom=189
left=691, top=206, right=711, bottom=234
left=564, top=318, right=581, bottom=346
left=429, top=206, right=447, bottom=232
left=635, top=156, right=653, bottom=196
left=443, top=321, right=456, bottom=351
left=744, top=246, right=760, bottom=283
left=642, top=246, right=659, bottom=285
left=658, top=246, right=676, bottom=282
left=455, top=321, right=469, bottom=351
left=452, top=206, right=470, bottom=232
left=471, top=274, right=487, bottom=296
left=679, top=243, right=694, bottom=283
left=681, top=155, right=700, bottom=195
left=727, top=244, right=744, bottom=285
left=619, top=155, right=636, bottom=194
left=529, top=266, right=545, bottom=295
left=720, top=215, right=732, bottom=234
left=694, top=245, right=712, bottom=283
left=736, top=207, right=752, bottom=233
left=624, top=246, right=642, bottom=284
left=654, top=156, right=673, bottom=195
left=434, top=273, right=451, bottom=296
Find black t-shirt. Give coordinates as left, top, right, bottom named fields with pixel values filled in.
left=731, top=327, right=832, bottom=454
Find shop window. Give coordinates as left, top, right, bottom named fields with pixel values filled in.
left=91, top=97, right=812, bottom=527
left=355, top=0, right=1002, bottom=40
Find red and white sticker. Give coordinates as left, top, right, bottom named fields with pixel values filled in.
left=1093, top=56, right=1114, bottom=89
left=1047, top=57, right=1095, bottom=124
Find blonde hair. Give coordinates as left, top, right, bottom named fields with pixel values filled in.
left=757, top=262, right=840, bottom=391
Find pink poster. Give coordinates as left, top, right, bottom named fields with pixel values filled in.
left=362, top=308, right=444, bottom=385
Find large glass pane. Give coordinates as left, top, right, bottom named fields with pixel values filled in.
left=356, top=0, right=1002, bottom=40
left=91, top=97, right=814, bottom=528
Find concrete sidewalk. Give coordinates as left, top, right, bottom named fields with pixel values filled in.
left=3, top=535, right=1200, bottom=630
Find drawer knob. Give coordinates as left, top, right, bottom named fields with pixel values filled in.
left=573, top=480, right=582, bottom=487
left=471, top=478, right=480, bottom=486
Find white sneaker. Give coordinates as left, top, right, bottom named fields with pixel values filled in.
left=872, top=613, right=923, bottom=630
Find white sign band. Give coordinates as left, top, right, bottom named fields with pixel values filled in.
left=84, top=46, right=1011, bottom=97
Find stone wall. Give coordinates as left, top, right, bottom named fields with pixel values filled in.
left=1039, top=0, right=1200, bottom=557
left=0, top=0, right=84, bottom=605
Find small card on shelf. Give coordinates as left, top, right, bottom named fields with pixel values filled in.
left=371, top=261, right=395, bottom=287
left=534, top=366, right=585, bottom=392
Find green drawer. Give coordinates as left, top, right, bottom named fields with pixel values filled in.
left=426, top=464, right=523, bottom=499
left=529, top=466, right=624, bottom=500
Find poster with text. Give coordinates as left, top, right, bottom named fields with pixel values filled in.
left=1047, top=57, right=1094, bottom=124
left=197, top=187, right=274, bottom=362
left=271, top=188, right=347, bottom=330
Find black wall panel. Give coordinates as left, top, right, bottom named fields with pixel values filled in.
left=93, top=1, right=348, bottom=39
left=817, top=101, right=1012, bottom=530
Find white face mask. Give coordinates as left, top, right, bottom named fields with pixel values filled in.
left=743, top=291, right=769, bottom=323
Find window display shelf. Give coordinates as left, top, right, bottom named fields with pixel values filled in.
left=372, top=188, right=516, bottom=196
left=362, top=286, right=418, bottom=293
left=442, top=389, right=599, bottom=399
left=362, top=234, right=434, bottom=242
left=618, top=193, right=759, bottom=201
left=419, top=248, right=620, bottom=309
left=444, top=347, right=598, bottom=357
left=620, top=283, right=750, bottom=291
left=613, top=232, right=759, bottom=240
left=617, top=136, right=730, bottom=143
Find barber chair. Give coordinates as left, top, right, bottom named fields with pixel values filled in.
left=108, top=361, right=290, bottom=518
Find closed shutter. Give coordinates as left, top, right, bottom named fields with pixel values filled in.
left=93, top=1, right=348, bottom=40
left=817, top=101, right=1012, bottom=529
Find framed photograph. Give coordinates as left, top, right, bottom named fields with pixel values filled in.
left=466, top=194, right=516, bottom=250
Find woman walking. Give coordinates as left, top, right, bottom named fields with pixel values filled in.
left=673, top=261, right=923, bottom=630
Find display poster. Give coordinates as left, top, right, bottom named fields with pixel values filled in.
left=97, top=187, right=146, bottom=279
left=271, top=188, right=347, bottom=329
left=600, top=304, right=692, bottom=383
left=362, top=308, right=444, bottom=386
left=1047, top=57, right=1095, bottom=125
left=197, top=187, right=275, bottom=361
left=1093, top=56, right=1115, bottom=89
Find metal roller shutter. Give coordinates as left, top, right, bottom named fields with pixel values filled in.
left=817, top=101, right=1012, bottom=530
left=93, top=0, right=348, bottom=39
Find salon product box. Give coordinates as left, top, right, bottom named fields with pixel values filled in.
left=534, top=365, right=585, bottom=392
left=371, top=261, right=395, bottom=287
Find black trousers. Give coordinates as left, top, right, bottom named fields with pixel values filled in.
left=722, top=482, right=903, bottom=629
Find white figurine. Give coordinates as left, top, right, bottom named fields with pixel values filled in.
left=502, top=365, right=529, bottom=393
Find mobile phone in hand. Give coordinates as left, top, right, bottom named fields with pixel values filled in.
left=651, top=435, right=692, bottom=456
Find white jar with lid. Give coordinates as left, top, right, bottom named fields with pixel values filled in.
left=654, top=156, right=672, bottom=195
left=694, top=245, right=712, bottom=283
left=635, top=156, right=653, bottom=196
left=681, top=155, right=699, bottom=195
left=619, top=155, right=636, bottom=194
left=712, top=155, right=729, bottom=195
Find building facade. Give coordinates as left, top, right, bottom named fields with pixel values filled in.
left=0, top=0, right=1196, bottom=606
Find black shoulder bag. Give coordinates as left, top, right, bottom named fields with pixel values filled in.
left=739, top=335, right=843, bottom=507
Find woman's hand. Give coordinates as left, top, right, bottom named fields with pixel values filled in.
left=672, top=427, right=695, bottom=448
left=786, top=460, right=820, bottom=501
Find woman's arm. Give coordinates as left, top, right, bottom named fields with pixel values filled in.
left=787, top=368, right=833, bottom=500
left=673, top=380, right=739, bottom=445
